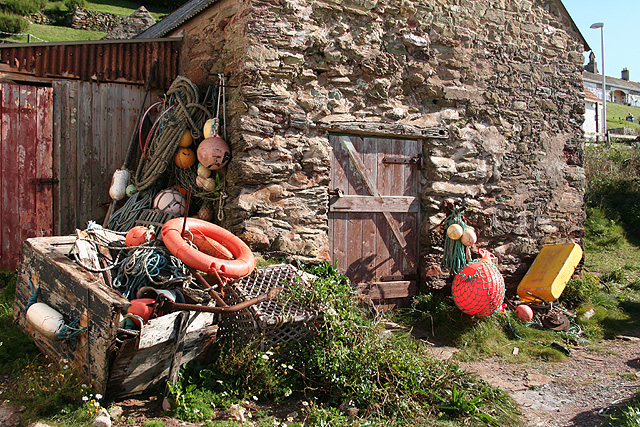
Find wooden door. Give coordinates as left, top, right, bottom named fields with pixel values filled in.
left=0, top=83, right=54, bottom=271
left=329, top=134, right=421, bottom=306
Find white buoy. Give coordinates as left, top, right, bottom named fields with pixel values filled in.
left=108, top=169, right=130, bottom=201
left=446, top=224, right=464, bottom=240
left=461, top=227, right=477, bottom=246
left=25, top=302, right=65, bottom=341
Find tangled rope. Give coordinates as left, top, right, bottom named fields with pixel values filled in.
left=134, top=76, right=211, bottom=191
left=107, top=190, right=154, bottom=232
left=112, top=245, right=190, bottom=299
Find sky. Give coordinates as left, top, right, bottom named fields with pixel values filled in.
left=561, top=0, right=640, bottom=82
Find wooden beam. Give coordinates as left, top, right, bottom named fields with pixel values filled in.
left=330, top=195, right=419, bottom=213
left=314, top=122, right=448, bottom=139
left=356, top=281, right=417, bottom=300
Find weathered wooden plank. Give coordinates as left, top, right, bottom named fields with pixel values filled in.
left=346, top=136, right=364, bottom=282
left=54, top=81, right=79, bottom=235
left=361, top=136, right=377, bottom=282
left=313, top=122, right=449, bottom=139
left=20, top=86, right=38, bottom=251
left=329, top=135, right=349, bottom=273
left=375, top=137, right=393, bottom=279
left=2, top=85, right=21, bottom=269
left=356, top=281, right=417, bottom=300
left=330, top=195, right=419, bottom=213
left=78, top=81, right=93, bottom=229
left=35, top=87, right=54, bottom=238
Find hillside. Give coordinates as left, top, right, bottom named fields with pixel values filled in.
left=608, top=101, right=640, bottom=132
left=1, top=0, right=174, bottom=43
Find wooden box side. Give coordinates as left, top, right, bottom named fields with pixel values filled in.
left=13, top=236, right=129, bottom=394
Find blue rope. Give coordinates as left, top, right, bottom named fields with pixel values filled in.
left=55, top=318, right=87, bottom=344
left=25, top=278, right=40, bottom=313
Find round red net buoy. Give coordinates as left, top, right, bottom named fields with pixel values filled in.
left=452, top=259, right=505, bottom=317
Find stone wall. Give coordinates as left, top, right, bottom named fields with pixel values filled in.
left=175, top=0, right=586, bottom=288
left=72, top=8, right=124, bottom=32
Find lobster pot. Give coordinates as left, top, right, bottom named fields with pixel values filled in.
left=220, top=264, right=321, bottom=350
left=13, top=235, right=218, bottom=398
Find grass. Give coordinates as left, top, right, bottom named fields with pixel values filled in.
left=607, top=102, right=640, bottom=133
left=9, top=23, right=105, bottom=43
left=84, top=0, right=172, bottom=20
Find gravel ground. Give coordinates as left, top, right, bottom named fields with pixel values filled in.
left=459, top=332, right=640, bottom=427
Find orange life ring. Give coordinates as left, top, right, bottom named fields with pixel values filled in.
left=161, top=217, right=256, bottom=279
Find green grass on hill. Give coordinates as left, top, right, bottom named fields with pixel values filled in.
left=10, top=23, right=105, bottom=43
left=84, top=0, right=172, bottom=20
left=607, top=102, right=640, bottom=133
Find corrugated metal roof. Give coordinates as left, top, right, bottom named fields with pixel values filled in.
left=136, top=0, right=218, bottom=39
left=0, top=38, right=181, bottom=88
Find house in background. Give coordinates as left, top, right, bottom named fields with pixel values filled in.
left=583, top=88, right=602, bottom=141
left=584, top=54, right=640, bottom=107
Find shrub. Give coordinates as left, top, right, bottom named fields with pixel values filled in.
left=63, top=0, right=86, bottom=10
left=3, top=0, right=46, bottom=15
left=0, top=12, right=27, bottom=35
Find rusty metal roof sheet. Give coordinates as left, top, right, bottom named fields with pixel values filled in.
left=0, top=38, right=182, bottom=89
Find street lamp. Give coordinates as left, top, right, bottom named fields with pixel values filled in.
left=590, top=22, right=606, bottom=140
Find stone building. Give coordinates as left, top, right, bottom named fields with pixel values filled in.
left=138, top=0, right=588, bottom=300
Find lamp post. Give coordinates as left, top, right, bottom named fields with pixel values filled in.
left=590, top=22, right=606, bottom=141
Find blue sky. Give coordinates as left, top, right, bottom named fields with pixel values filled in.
left=561, top=0, right=640, bottom=82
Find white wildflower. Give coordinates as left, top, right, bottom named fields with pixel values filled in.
left=82, top=396, right=89, bottom=402
left=261, top=354, right=269, bottom=360
left=252, top=395, right=258, bottom=401
left=95, top=393, right=102, bottom=400
left=284, top=389, right=292, bottom=397
left=302, top=401, right=309, bottom=406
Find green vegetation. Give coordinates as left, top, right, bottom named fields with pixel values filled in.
left=0, top=0, right=172, bottom=44
left=10, top=23, right=105, bottom=42
left=166, top=262, right=520, bottom=426
left=607, top=102, right=640, bottom=133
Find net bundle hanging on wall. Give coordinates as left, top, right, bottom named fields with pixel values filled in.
left=441, top=206, right=468, bottom=275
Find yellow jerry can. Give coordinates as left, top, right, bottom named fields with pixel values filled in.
left=517, top=243, right=583, bottom=303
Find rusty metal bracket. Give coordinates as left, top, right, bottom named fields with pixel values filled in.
left=31, top=177, right=59, bottom=191
left=382, top=155, right=422, bottom=166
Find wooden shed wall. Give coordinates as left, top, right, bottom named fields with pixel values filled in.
left=53, top=81, right=163, bottom=235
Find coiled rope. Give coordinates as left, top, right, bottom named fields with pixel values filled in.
left=134, top=76, right=211, bottom=191
left=112, top=245, right=190, bottom=299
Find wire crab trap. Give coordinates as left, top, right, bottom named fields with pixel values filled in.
left=219, top=264, right=322, bottom=350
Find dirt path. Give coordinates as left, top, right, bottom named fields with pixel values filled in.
left=439, top=332, right=640, bottom=427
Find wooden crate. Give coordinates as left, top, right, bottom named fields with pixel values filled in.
left=13, top=235, right=218, bottom=398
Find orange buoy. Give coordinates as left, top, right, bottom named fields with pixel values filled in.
left=178, top=129, right=193, bottom=147
left=515, top=304, right=534, bottom=322
left=174, top=147, right=197, bottom=169
left=161, top=217, right=255, bottom=279
left=126, top=225, right=154, bottom=247
left=197, top=135, right=231, bottom=170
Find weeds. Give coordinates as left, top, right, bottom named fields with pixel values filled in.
left=167, top=261, right=519, bottom=426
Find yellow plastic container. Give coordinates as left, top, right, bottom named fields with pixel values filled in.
left=517, top=243, right=583, bottom=303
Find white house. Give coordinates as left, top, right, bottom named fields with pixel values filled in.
left=583, top=88, right=602, bottom=141
left=584, top=54, right=640, bottom=107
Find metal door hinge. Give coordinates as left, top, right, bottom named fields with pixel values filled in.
left=31, top=177, right=59, bottom=191
left=382, top=155, right=422, bottom=166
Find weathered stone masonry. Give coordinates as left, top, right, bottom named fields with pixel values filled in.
left=173, top=0, right=586, bottom=289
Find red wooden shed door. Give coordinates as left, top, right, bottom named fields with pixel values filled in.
left=329, top=135, right=420, bottom=304
left=0, top=83, right=54, bottom=271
